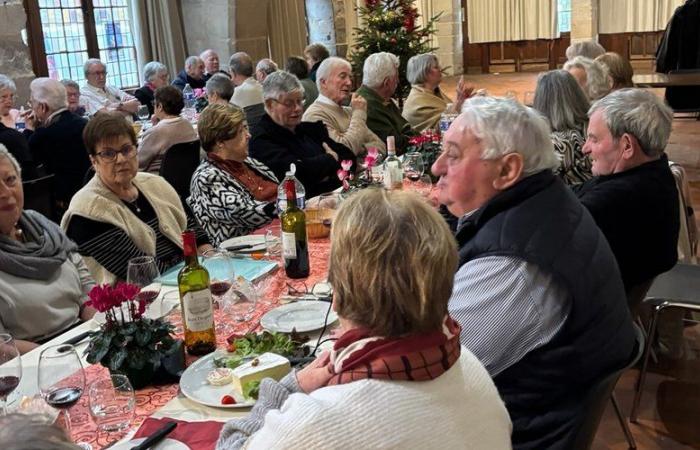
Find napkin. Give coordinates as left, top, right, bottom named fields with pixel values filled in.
left=133, top=417, right=224, bottom=450
left=156, top=257, right=277, bottom=286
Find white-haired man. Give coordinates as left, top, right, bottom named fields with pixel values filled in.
left=172, top=55, right=206, bottom=90
left=200, top=49, right=220, bottom=81
left=302, top=57, right=385, bottom=155
left=80, top=58, right=139, bottom=117
left=433, top=96, right=635, bottom=449
left=229, top=52, right=263, bottom=109
left=357, top=52, right=415, bottom=152
left=25, top=78, right=91, bottom=212
left=255, top=58, right=278, bottom=83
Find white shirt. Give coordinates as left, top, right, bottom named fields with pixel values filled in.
left=80, top=83, right=135, bottom=115
left=230, top=77, right=263, bottom=109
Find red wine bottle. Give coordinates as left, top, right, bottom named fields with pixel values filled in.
left=280, top=178, right=310, bottom=278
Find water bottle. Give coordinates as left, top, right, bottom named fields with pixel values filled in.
left=439, top=104, right=455, bottom=136
left=15, top=106, right=25, bottom=131
left=277, top=163, right=306, bottom=213
left=182, top=84, right=195, bottom=108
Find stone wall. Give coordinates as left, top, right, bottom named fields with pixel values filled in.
left=570, top=0, right=599, bottom=42
left=0, top=0, right=35, bottom=105
left=429, top=0, right=463, bottom=76
left=306, top=0, right=337, bottom=56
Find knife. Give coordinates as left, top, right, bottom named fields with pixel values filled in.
left=131, top=421, right=177, bottom=450
left=61, top=331, right=93, bottom=347
left=224, top=243, right=255, bottom=252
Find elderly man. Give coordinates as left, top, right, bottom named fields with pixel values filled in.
left=24, top=78, right=90, bottom=214
left=172, top=55, right=206, bottom=90
left=60, top=79, right=85, bottom=116
left=433, top=96, right=635, bottom=449
left=357, top=52, right=415, bottom=153
left=200, top=49, right=220, bottom=81
left=229, top=52, right=264, bottom=109
left=575, top=89, right=679, bottom=295
left=255, top=58, right=278, bottom=83
left=134, top=61, right=169, bottom=116
left=303, top=57, right=385, bottom=156
left=80, top=58, right=139, bottom=117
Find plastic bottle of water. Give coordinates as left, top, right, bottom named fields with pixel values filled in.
left=15, top=106, right=25, bottom=131
left=182, top=84, right=195, bottom=121
left=277, top=163, right=306, bottom=213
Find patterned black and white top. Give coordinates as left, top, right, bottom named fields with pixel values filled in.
left=187, top=157, right=279, bottom=247
left=551, top=128, right=592, bottom=186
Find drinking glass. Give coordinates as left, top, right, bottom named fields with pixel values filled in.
left=38, top=344, right=86, bottom=435
left=505, top=90, right=518, bottom=101
left=88, top=375, right=135, bottom=433
left=136, top=104, right=149, bottom=125
left=264, top=225, right=282, bottom=258
left=524, top=91, right=536, bottom=106
left=370, top=153, right=385, bottom=184
left=226, top=277, right=257, bottom=322
left=0, top=333, right=21, bottom=416
left=202, top=250, right=235, bottom=334
left=415, top=174, right=433, bottom=199
left=403, top=152, right=425, bottom=181
left=127, top=256, right=162, bottom=306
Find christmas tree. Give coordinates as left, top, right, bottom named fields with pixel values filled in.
left=349, top=0, right=442, bottom=101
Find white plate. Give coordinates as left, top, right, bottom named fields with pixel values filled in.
left=260, top=301, right=337, bottom=333
left=108, top=438, right=189, bottom=450
left=220, top=235, right=267, bottom=253
left=179, top=352, right=255, bottom=409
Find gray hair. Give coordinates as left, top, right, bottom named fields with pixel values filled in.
left=229, top=52, right=254, bottom=77
left=563, top=56, right=610, bottom=100
left=83, top=58, right=105, bottom=77
left=60, top=79, right=79, bottom=91
left=406, top=53, right=439, bottom=85
left=142, top=61, right=167, bottom=83
left=362, top=52, right=399, bottom=90
left=0, top=74, right=16, bottom=93
left=256, top=58, right=278, bottom=76
left=200, top=49, right=217, bottom=59
left=30, top=77, right=68, bottom=112
left=316, top=57, right=351, bottom=90
left=533, top=70, right=590, bottom=132
left=566, top=40, right=606, bottom=60
left=262, top=70, right=303, bottom=102
left=589, top=88, right=673, bottom=158
left=185, top=56, right=202, bottom=69
left=0, top=144, right=21, bottom=177
left=459, top=96, right=559, bottom=177
left=0, top=413, right=80, bottom=450
left=205, top=73, right=234, bottom=101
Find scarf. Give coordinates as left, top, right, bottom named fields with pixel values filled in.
left=0, top=210, right=77, bottom=280
left=208, top=154, right=277, bottom=202
left=325, top=316, right=462, bottom=386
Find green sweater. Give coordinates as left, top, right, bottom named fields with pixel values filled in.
left=357, top=85, right=415, bottom=153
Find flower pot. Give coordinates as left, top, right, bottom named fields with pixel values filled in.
left=110, top=364, right=156, bottom=390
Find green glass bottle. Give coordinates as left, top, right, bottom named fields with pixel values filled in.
left=280, top=178, right=310, bottom=278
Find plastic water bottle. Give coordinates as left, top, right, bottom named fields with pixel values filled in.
left=15, top=106, right=25, bottom=131
left=182, top=84, right=195, bottom=108
left=277, top=163, right=306, bottom=213
left=439, top=104, right=456, bottom=136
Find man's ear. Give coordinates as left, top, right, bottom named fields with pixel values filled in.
left=493, top=153, right=524, bottom=190
left=619, top=133, right=638, bottom=160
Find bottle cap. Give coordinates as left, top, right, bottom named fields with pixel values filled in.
left=290, top=163, right=297, bottom=175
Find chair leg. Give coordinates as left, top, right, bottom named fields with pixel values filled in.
left=631, top=305, right=662, bottom=423
left=611, top=393, right=637, bottom=449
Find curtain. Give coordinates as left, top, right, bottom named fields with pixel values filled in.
left=267, top=0, right=308, bottom=65
left=129, top=0, right=188, bottom=82
left=466, top=0, right=558, bottom=44
left=598, top=0, right=684, bottom=34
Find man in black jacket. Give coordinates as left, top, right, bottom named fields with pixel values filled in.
left=172, top=56, right=206, bottom=91
left=0, top=123, right=38, bottom=179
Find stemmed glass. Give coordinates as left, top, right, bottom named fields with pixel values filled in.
left=38, top=344, right=86, bottom=436
left=0, top=333, right=21, bottom=416
left=136, top=104, right=150, bottom=127
left=403, top=152, right=425, bottom=181
left=202, top=249, right=235, bottom=334
left=127, top=256, right=162, bottom=308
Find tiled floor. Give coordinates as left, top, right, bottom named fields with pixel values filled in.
left=441, top=72, right=700, bottom=450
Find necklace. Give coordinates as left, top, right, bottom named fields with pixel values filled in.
left=124, top=196, right=142, bottom=214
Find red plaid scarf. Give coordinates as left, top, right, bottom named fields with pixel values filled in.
left=324, top=316, right=462, bottom=386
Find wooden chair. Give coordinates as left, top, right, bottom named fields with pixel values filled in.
left=159, top=140, right=201, bottom=203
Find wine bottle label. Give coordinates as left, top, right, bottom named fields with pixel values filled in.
left=282, top=231, right=297, bottom=259
left=182, top=289, right=214, bottom=332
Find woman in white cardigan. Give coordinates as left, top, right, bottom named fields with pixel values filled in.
left=216, top=189, right=512, bottom=450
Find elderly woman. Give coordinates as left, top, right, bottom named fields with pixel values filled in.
left=138, top=86, right=198, bottom=174
left=216, top=189, right=512, bottom=449
left=189, top=104, right=278, bottom=246
left=285, top=56, right=318, bottom=110
left=249, top=71, right=355, bottom=198
left=62, top=113, right=209, bottom=284
left=564, top=56, right=611, bottom=101
left=402, top=53, right=473, bottom=132
left=304, top=43, right=330, bottom=82
left=135, top=61, right=170, bottom=116
left=596, top=52, right=634, bottom=91
left=533, top=70, right=592, bottom=185
left=0, top=145, right=95, bottom=354
left=565, top=40, right=605, bottom=60
left=60, top=80, right=86, bottom=116
left=206, top=74, right=234, bottom=105
left=0, top=75, right=20, bottom=129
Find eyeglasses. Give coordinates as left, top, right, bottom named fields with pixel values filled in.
left=95, top=144, right=137, bottom=162
left=284, top=281, right=332, bottom=301
left=272, top=98, right=304, bottom=109
left=89, top=71, right=107, bottom=77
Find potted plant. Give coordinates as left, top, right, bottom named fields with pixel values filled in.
left=84, top=283, right=178, bottom=389
left=406, top=129, right=442, bottom=182
left=337, top=148, right=383, bottom=197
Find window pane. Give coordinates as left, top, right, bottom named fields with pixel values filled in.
left=557, top=0, right=572, bottom=33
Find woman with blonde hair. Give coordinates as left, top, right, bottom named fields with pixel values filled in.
left=216, top=189, right=512, bottom=450
left=595, top=52, right=634, bottom=91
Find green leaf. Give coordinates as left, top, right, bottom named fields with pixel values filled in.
left=108, top=348, right=128, bottom=371
left=135, top=328, right=152, bottom=347
left=242, top=380, right=261, bottom=400
left=121, top=322, right=137, bottom=335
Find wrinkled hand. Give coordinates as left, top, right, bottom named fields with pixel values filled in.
left=349, top=93, right=367, bottom=112
left=120, top=99, right=140, bottom=114
left=296, top=351, right=333, bottom=393
left=456, top=76, right=475, bottom=102
left=322, top=142, right=339, bottom=161
left=22, top=109, right=37, bottom=131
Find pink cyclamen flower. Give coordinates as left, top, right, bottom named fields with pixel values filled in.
left=340, top=160, right=353, bottom=171
left=364, top=155, right=377, bottom=168
left=367, top=147, right=379, bottom=159
left=337, top=169, right=348, bottom=181
left=115, top=282, right=141, bottom=303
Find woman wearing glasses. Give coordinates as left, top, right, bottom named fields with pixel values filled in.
left=62, top=113, right=210, bottom=284
left=249, top=71, right=356, bottom=198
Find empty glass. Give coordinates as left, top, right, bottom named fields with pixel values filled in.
left=0, top=333, right=21, bottom=416
left=225, top=277, right=257, bottom=322
left=403, top=152, right=425, bottom=181
left=265, top=225, right=282, bottom=258
left=88, top=375, right=135, bottom=433
left=136, top=104, right=149, bottom=125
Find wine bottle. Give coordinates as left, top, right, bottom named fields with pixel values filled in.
left=383, top=136, right=403, bottom=190
left=280, top=178, right=310, bottom=278
left=177, top=230, right=216, bottom=355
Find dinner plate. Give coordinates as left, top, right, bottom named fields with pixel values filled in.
left=220, top=235, right=267, bottom=253
left=179, top=352, right=255, bottom=409
left=260, top=301, right=337, bottom=333
left=108, top=438, right=189, bottom=450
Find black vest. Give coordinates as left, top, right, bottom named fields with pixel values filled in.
left=456, top=171, right=636, bottom=450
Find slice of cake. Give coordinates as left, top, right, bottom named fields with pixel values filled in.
left=231, top=352, right=291, bottom=396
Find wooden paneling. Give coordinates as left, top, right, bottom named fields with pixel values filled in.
left=599, top=31, right=663, bottom=71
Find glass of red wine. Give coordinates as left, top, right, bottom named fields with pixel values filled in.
left=127, top=256, right=162, bottom=309
left=203, top=249, right=235, bottom=334
left=38, top=344, right=86, bottom=435
left=0, top=333, right=22, bottom=416
left=403, top=152, right=425, bottom=182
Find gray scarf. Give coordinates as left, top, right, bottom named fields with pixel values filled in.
left=0, top=210, right=78, bottom=280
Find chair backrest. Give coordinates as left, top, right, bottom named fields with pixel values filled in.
left=159, top=140, right=201, bottom=201
left=668, top=161, right=698, bottom=263
left=627, top=277, right=656, bottom=314
left=243, top=103, right=266, bottom=130
left=22, top=174, right=56, bottom=221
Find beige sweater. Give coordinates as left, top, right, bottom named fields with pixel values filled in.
left=61, top=172, right=187, bottom=284
left=303, top=98, right=386, bottom=155
left=402, top=85, right=453, bottom=133
left=138, top=116, right=198, bottom=174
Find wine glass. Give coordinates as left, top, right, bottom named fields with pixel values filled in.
left=136, top=104, right=150, bottom=126
left=370, top=153, right=385, bottom=184
left=415, top=174, right=434, bottom=199
left=38, top=344, right=86, bottom=436
left=265, top=225, right=282, bottom=259
left=0, top=333, right=21, bottom=416
left=202, top=250, right=235, bottom=334
left=88, top=374, right=135, bottom=433
left=127, top=256, right=162, bottom=307
left=403, top=152, right=425, bottom=181
left=524, top=91, right=536, bottom=106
